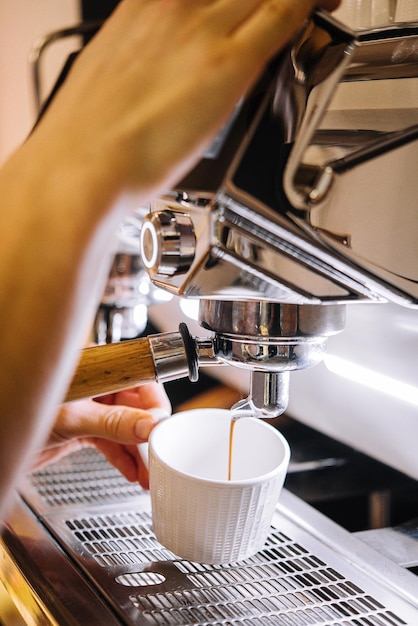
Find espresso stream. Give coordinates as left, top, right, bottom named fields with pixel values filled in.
left=228, top=417, right=237, bottom=481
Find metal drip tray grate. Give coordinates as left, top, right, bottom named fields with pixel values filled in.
left=65, top=510, right=173, bottom=566
left=58, top=509, right=405, bottom=625
left=25, top=447, right=143, bottom=509
left=18, top=448, right=418, bottom=625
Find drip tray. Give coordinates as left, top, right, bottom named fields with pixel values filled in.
left=15, top=448, right=418, bottom=625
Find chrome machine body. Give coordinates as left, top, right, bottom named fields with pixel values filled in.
left=140, top=9, right=418, bottom=417
left=92, top=209, right=172, bottom=344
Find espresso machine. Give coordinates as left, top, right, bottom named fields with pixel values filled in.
left=1, top=4, right=418, bottom=625
left=66, top=7, right=418, bottom=422
left=136, top=7, right=418, bottom=419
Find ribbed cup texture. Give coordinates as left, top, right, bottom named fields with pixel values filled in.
left=150, top=452, right=286, bottom=564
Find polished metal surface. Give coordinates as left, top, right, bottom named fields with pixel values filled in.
left=94, top=210, right=174, bottom=343
left=138, top=9, right=417, bottom=417
left=356, top=525, right=418, bottom=570
left=282, top=16, right=418, bottom=209
left=1, top=495, right=121, bottom=626
left=143, top=10, right=418, bottom=306
left=149, top=331, right=192, bottom=383
left=95, top=249, right=152, bottom=342
left=231, top=371, right=291, bottom=418
left=246, top=371, right=290, bottom=418
left=147, top=328, right=220, bottom=385
left=200, top=301, right=345, bottom=416
left=141, top=211, right=196, bottom=278
left=2, top=448, right=417, bottom=625
left=199, top=301, right=346, bottom=340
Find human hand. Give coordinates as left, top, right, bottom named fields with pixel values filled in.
left=32, top=383, right=171, bottom=489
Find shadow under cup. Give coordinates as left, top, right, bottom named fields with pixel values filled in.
left=148, top=408, right=290, bottom=564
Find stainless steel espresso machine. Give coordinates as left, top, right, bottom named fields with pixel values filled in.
left=1, top=5, right=418, bottom=625
left=66, top=7, right=418, bottom=420
left=137, top=8, right=418, bottom=418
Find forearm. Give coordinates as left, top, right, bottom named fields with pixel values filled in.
left=0, top=139, right=124, bottom=514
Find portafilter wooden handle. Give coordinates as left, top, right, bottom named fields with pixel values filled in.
left=65, top=326, right=198, bottom=403
left=65, top=337, right=157, bottom=402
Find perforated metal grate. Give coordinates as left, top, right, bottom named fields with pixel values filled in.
left=62, top=509, right=406, bottom=626
left=65, top=511, right=173, bottom=567
left=20, top=449, right=417, bottom=625
left=28, top=447, right=142, bottom=508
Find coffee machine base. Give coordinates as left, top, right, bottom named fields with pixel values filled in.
left=1, top=447, right=418, bottom=625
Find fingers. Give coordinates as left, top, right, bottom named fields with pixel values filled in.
left=43, top=384, right=170, bottom=486
left=54, top=399, right=159, bottom=444
left=111, top=382, right=172, bottom=415
left=54, top=381, right=171, bottom=444
left=93, top=440, right=149, bottom=488
left=93, top=440, right=139, bottom=482
left=90, top=402, right=158, bottom=442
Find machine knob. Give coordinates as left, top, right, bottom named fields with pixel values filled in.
left=140, top=210, right=196, bottom=277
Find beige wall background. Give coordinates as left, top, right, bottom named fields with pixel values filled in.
left=0, top=0, right=80, bottom=165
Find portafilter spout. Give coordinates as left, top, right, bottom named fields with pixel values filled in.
left=231, top=371, right=291, bottom=419
left=199, top=300, right=346, bottom=418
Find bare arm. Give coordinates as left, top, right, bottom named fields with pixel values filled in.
left=0, top=0, right=340, bottom=516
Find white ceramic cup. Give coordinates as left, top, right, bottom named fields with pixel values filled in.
left=148, top=408, right=290, bottom=564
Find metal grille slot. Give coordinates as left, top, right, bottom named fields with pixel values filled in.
left=116, top=572, right=167, bottom=587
